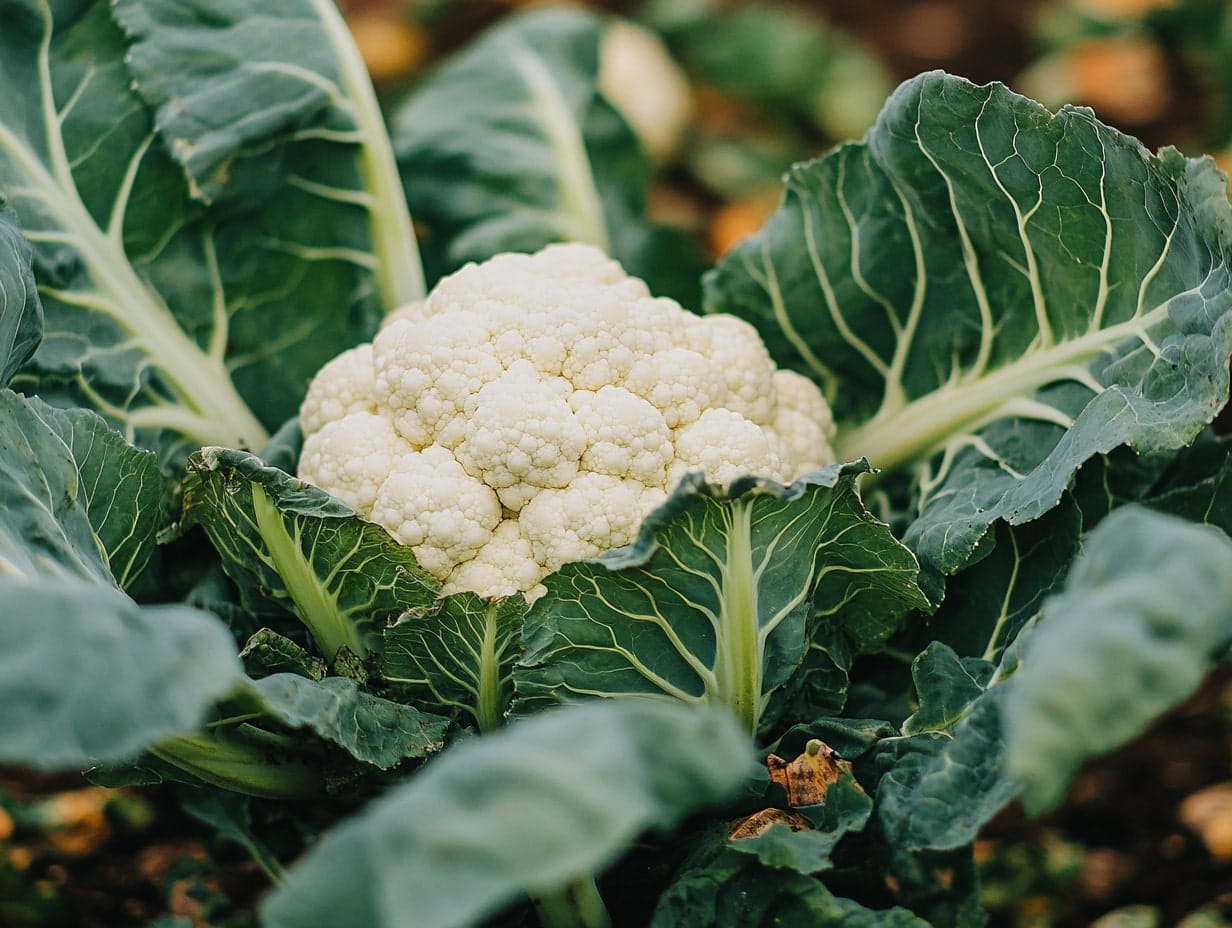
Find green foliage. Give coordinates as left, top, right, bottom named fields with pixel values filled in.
left=708, top=73, right=1232, bottom=592
left=260, top=700, right=753, bottom=928
left=1002, top=505, right=1232, bottom=812
left=517, top=466, right=927, bottom=737
left=0, top=0, right=408, bottom=461
left=383, top=592, right=525, bottom=731
left=183, top=447, right=438, bottom=660
left=0, top=204, right=41, bottom=384
left=652, top=849, right=928, bottom=927
left=0, top=582, right=244, bottom=770
left=392, top=6, right=706, bottom=306
left=5, top=4, right=1232, bottom=922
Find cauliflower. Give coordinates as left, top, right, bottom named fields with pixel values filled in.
left=298, top=243, right=836, bottom=600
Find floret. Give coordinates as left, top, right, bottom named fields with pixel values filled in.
left=296, top=243, right=837, bottom=600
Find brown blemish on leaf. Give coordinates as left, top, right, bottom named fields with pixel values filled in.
left=728, top=807, right=813, bottom=840
left=766, top=738, right=842, bottom=807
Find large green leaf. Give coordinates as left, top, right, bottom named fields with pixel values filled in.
left=249, top=673, right=449, bottom=771
left=260, top=700, right=752, bottom=928
left=0, top=203, right=41, bottom=385
left=1134, top=434, right=1232, bottom=533
left=33, top=400, right=171, bottom=590
left=119, top=673, right=449, bottom=798
left=706, top=72, right=1232, bottom=586
left=391, top=6, right=705, bottom=306
left=1002, top=505, right=1232, bottom=812
left=383, top=592, right=525, bottom=732
left=898, top=496, right=1081, bottom=663
left=0, top=390, right=166, bottom=586
left=0, top=0, right=398, bottom=461
left=875, top=686, right=1014, bottom=853
left=0, top=386, right=240, bottom=770
left=111, top=0, right=421, bottom=309
left=651, top=850, right=928, bottom=928
left=182, top=447, right=439, bottom=661
left=517, top=466, right=927, bottom=737
left=0, top=579, right=244, bottom=770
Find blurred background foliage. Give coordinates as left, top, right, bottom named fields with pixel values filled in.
left=343, top=0, right=1232, bottom=267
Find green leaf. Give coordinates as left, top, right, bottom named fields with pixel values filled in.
left=383, top=592, right=525, bottom=732
left=240, top=628, right=328, bottom=681
left=0, top=384, right=232, bottom=772
left=260, top=700, right=752, bottom=928
left=652, top=851, right=929, bottom=928
left=182, top=447, right=438, bottom=661
left=0, top=1, right=393, bottom=460
left=730, top=825, right=840, bottom=875
left=1002, top=505, right=1232, bottom=813
left=706, top=72, right=1232, bottom=585
left=730, top=770, right=872, bottom=874
left=0, top=579, right=244, bottom=770
left=0, top=203, right=42, bottom=385
left=875, top=688, right=1015, bottom=851
left=1138, top=435, right=1232, bottom=534
left=901, top=643, right=993, bottom=736
left=656, top=3, right=893, bottom=141
left=111, top=0, right=422, bottom=309
left=31, top=399, right=172, bottom=590
left=135, top=674, right=449, bottom=797
left=0, top=390, right=166, bottom=587
left=391, top=6, right=705, bottom=306
left=900, top=496, right=1081, bottom=663
left=250, top=673, right=449, bottom=770
left=517, top=466, right=927, bottom=737
left=177, top=788, right=288, bottom=885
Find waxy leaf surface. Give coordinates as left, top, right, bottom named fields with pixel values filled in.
left=0, top=0, right=393, bottom=461
left=0, top=203, right=41, bottom=384
left=392, top=6, right=705, bottom=305
left=1003, top=505, right=1232, bottom=812
left=261, top=700, right=752, bottom=928
left=0, top=581, right=245, bottom=770
left=383, top=592, right=525, bottom=732
left=517, top=466, right=926, bottom=737
left=250, top=674, right=449, bottom=770
left=0, top=387, right=237, bottom=770
left=707, top=72, right=1232, bottom=588
left=182, top=447, right=438, bottom=661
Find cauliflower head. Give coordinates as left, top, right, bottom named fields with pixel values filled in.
left=298, top=243, right=836, bottom=600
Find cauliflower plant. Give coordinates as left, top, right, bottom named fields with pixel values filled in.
left=298, top=243, right=836, bottom=599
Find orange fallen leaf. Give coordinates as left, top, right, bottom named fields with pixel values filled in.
left=766, top=738, right=842, bottom=807
left=1179, top=781, right=1232, bottom=861
left=1068, top=35, right=1170, bottom=125
left=728, top=807, right=813, bottom=839
left=709, top=190, right=780, bottom=260
left=35, top=788, right=112, bottom=856
left=348, top=12, right=427, bottom=84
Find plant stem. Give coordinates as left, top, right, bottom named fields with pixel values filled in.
left=311, top=0, right=425, bottom=309
left=714, top=499, right=761, bottom=737
left=150, top=729, right=323, bottom=800
left=475, top=599, right=503, bottom=732
left=249, top=483, right=367, bottom=661
left=533, top=874, right=612, bottom=928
